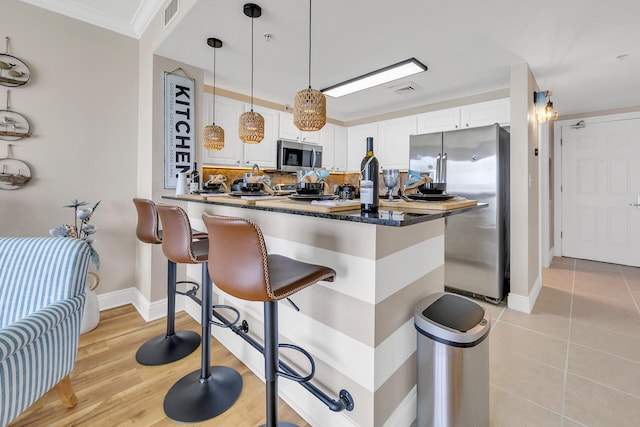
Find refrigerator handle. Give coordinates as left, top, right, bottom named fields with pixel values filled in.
left=442, top=153, right=447, bottom=184
left=436, top=153, right=442, bottom=183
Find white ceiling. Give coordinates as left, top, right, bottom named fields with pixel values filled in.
left=22, top=0, right=640, bottom=122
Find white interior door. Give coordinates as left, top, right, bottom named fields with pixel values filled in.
left=561, top=118, right=640, bottom=266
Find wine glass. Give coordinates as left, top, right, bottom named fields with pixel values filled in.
left=383, top=169, right=400, bottom=202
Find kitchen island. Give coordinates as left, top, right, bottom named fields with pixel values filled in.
left=163, top=195, right=484, bottom=427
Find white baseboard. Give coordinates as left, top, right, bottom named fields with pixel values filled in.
left=96, top=286, right=184, bottom=322
left=383, top=386, right=416, bottom=427
left=507, top=276, right=542, bottom=313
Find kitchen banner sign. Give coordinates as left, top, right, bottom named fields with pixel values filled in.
left=164, top=72, right=195, bottom=188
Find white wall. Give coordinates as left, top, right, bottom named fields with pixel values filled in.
left=1, top=1, right=139, bottom=295
left=508, top=62, right=541, bottom=312
left=133, top=0, right=200, bottom=303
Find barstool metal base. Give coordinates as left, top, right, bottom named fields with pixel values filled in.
left=163, top=366, right=243, bottom=423
left=260, top=423, right=298, bottom=427
left=135, top=331, right=201, bottom=366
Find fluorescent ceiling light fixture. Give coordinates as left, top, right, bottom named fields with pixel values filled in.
left=321, top=58, right=427, bottom=98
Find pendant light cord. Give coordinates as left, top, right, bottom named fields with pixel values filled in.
left=212, top=47, right=216, bottom=124
left=307, top=0, right=312, bottom=89
left=250, top=14, right=255, bottom=112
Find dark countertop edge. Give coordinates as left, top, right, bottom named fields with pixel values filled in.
left=162, top=196, right=488, bottom=227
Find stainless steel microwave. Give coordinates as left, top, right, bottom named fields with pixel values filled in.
left=277, top=139, right=322, bottom=172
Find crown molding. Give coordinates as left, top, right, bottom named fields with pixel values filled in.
left=20, top=0, right=165, bottom=38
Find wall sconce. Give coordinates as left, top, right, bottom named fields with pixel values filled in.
left=534, top=90, right=558, bottom=123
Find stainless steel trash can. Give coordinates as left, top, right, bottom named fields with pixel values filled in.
left=414, top=292, right=491, bottom=427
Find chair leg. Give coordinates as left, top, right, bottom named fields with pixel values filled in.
left=54, top=375, right=78, bottom=408
left=136, top=260, right=201, bottom=366
left=163, top=262, right=243, bottom=423
left=262, top=301, right=298, bottom=427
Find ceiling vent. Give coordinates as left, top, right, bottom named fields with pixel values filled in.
left=390, top=81, right=422, bottom=96
left=165, top=0, right=179, bottom=27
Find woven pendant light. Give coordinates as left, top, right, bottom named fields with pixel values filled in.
left=293, top=0, right=326, bottom=132
left=239, top=3, right=264, bottom=144
left=203, top=37, right=225, bottom=150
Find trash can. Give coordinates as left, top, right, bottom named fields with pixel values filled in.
left=414, top=292, right=491, bottom=427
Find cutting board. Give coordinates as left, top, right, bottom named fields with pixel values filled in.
left=206, top=195, right=284, bottom=206
left=255, top=198, right=360, bottom=213
left=380, top=198, right=478, bottom=211
left=176, top=193, right=211, bottom=201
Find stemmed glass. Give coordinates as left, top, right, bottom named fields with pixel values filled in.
left=383, top=169, right=400, bottom=202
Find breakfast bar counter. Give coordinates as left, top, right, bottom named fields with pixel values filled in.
left=164, top=194, right=484, bottom=227
left=163, top=195, right=484, bottom=427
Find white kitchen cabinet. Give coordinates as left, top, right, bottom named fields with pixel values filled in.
left=377, top=116, right=416, bottom=170
left=278, top=112, right=321, bottom=144
left=416, top=108, right=461, bottom=134
left=202, top=95, right=245, bottom=167
left=460, top=98, right=510, bottom=128
left=333, top=125, right=347, bottom=171
left=347, top=123, right=378, bottom=172
left=416, top=98, right=510, bottom=134
left=243, top=105, right=278, bottom=169
left=320, top=123, right=347, bottom=172
left=202, top=96, right=278, bottom=169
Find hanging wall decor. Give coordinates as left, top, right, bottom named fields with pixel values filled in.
left=0, top=90, right=30, bottom=141
left=164, top=69, right=195, bottom=189
left=0, top=143, right=32, bottom=190
left=0, top=37, right=31, bottom=87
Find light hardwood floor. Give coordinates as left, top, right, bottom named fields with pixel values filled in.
left=11, top=305, right=311, bottom=427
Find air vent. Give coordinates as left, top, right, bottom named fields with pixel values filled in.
left=389, top=81, right=422, bottom=96
left=165, top=0, right=179, bottom=27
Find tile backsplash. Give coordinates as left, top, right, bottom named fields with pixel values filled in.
left=201, top=167, right=408, bottom=194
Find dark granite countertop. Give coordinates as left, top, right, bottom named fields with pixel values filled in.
left=162, top=195, right=487, bottom=227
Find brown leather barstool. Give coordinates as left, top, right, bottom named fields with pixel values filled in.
left=157, top=204, right=243, bottom=423
left=132, top=198, right=201, bottom=365
left=202, top=213, right=336, bottom=427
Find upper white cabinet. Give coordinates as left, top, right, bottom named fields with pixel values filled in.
left=202, top=94, right=245, bottom=167
left=416, top=108, right=461, bottom=134
left=460, top=98, right=510, bottom=129
left=320, top=123, right=347, bottom=172
left=416, top=98, right=510, bottom=134
left=278, top=112, right=321, bottom=144
left=202, top=95, right=278, bottom=169
left=333, top=125, right=347, bottom=171
left=377, top=116, right=416, bottom=170
left=243, top=105, right=278, bottom=169
left=347, top=123, right=378, bottom=172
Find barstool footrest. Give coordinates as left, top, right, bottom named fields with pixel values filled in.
left=277, top=343, right=315, bottom=383
left=175, top=280, right=199, bottom=297
left=210, top=304, right=241, bottom=328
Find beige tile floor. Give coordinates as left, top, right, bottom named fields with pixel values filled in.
left=481, top=257, right=640, bottom=427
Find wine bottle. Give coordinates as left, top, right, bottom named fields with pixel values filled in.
left=360, top=137, right=379, bottom=213
left=190, top=162, right=199, bottom=193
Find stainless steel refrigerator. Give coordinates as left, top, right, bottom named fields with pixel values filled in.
left=409, top=124, right=510, bottom=302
